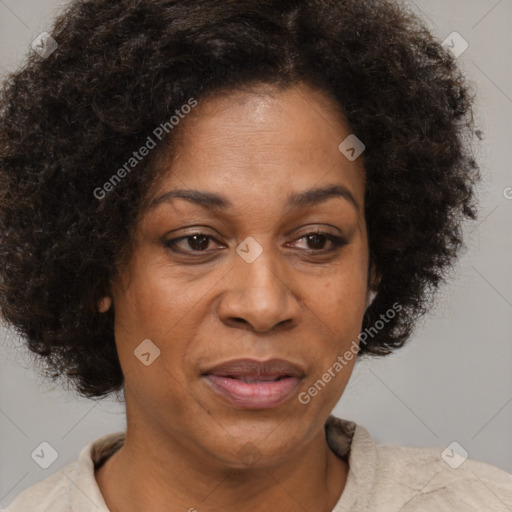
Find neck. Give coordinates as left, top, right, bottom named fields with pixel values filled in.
left=95, top=419, right=348, bottom=512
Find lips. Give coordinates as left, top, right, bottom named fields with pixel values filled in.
left=202, top=358, right=305, bottom=380
left=201, top=358, right=305, bottom=409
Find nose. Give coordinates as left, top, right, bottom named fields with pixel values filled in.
left=217, top=244, right=302, bottom=333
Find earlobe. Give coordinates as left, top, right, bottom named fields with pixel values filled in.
left=366, top=290, right=377, bottom=308
left=367, top=264, right=381, bottom=308
left=97, top=296, right=112, bottom=312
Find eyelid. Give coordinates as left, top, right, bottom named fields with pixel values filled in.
left=164, top=229, right=347, bottom=256
left=289, top=231, right=348, bottom=251
left=283, top=221, right=345, bottom=240
left=163, top=232, right=225, bottom=254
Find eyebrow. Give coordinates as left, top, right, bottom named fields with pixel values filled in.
left=148, top=184, right=360, bottom=212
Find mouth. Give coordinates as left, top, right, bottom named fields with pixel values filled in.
left=201, top=358, right=305, bottom=410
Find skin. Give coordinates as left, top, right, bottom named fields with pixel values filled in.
left=95, top=82, right=373, bottom=512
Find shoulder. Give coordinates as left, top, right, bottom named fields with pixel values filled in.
left=2, top=461, right=77, bottom=512
left=374, top=442, right=512, bottom=511
left=2, top=432, right=124, bottom=512
left=325, top=415, right=512, bottom=512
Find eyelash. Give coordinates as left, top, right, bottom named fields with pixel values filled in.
left=163, top=231, right=347, bottom=257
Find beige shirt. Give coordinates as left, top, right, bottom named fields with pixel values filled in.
left=3, top=415, right=512, bottom=511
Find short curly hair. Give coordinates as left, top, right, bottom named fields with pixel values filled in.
left=0, top=0, right=480, bottom=398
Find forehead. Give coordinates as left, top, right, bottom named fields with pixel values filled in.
left=147, top=83, right=366, bottom=213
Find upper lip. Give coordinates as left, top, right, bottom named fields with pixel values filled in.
left=202, top=358, right=305, bottom=379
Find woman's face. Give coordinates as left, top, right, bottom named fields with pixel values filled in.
left=110, top=83, right=370, bottom=468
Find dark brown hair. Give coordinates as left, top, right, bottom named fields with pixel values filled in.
left=0, top=0, right=480, bottom=397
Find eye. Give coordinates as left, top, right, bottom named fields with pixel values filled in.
left=164, top=233, right=223, bottom=255
left=163, top=230, right=347, bottom=257
left=291, top=231, right=347, bottom=253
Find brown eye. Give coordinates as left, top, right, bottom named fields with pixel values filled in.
left=164, top=233, right=221, bottom=254
left=305, top=233, right=328, bottom=250
left=293, top=232, right=347, bottom=253
left=183, top=234, right=211, bottom=251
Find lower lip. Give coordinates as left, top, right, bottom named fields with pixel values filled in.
left=203, top=375, right=302, bottom=409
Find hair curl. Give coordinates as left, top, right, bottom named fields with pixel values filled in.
left=0, top=0, right=480, bottom=398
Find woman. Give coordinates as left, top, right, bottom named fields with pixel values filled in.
left=0, top=0, right=510, bottom=510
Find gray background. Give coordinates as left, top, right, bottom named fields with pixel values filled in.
left=1, top=0, right=511, bottom=506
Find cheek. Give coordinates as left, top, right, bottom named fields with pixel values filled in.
left=312, top=259, right=368, bottom=337
left=299, top=250, right=367, bottom=399
left=113, top=262, right=194, bottom=339
left=112, top=270, right=196, bottom=417
left=299, top=272, right=366, bottom=411
left=309, top=282, right=364, bottom=376
left=112, top=259, right=212, bottom=384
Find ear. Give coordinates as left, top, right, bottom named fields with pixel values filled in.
left=369, top=263, right=381, bottom=290
left=97, top=296, right=112, bottom=313
left=366, top=263, right=381, bottom=308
